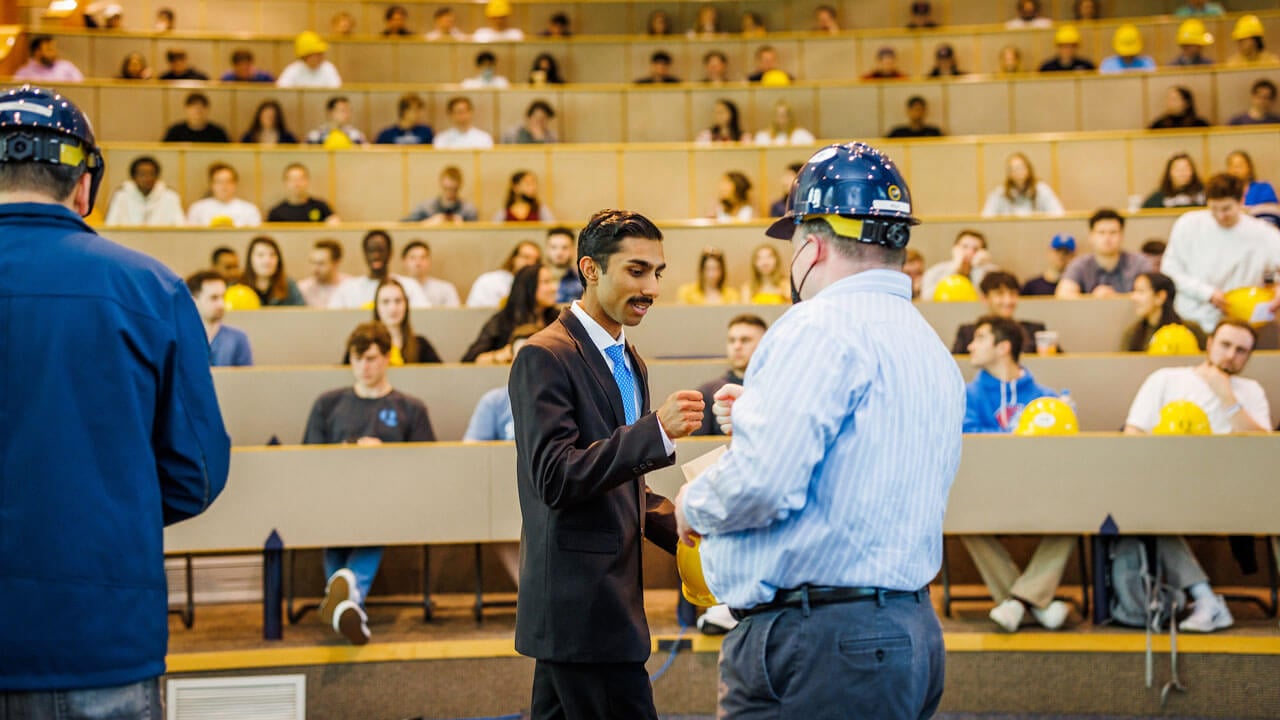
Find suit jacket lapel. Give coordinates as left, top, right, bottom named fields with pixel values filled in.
left=558, top=308, right=627, bottom=428
left=627, top=341, right=650, bottom=414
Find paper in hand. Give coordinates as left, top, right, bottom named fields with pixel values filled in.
left=1249, top=303, right=1275, bottom=325
left=681, top=444, right=728, bottom=483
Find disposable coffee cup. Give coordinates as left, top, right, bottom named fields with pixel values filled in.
left=1034, top=330, right=1059, bottom=356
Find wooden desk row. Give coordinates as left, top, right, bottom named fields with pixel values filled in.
left=30, top=10, right=1280, bottom=81
left=86, top=127, right=1279, bottom=223
left=162, top=434, right=1280, bottom=553
left=211, top=352, right=1280, bottom=447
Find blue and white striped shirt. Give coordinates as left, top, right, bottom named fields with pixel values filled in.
left=682, top=269, right=965, bottom=608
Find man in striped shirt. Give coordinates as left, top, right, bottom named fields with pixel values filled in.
left=676, top=143, right=965, bottom=719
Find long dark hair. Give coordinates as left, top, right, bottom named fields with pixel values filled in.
left=1168, top=86, right=1199, bottom=120
left=372, top=278, right=420, bottom=363
left=241, top=235, right=290, bottom=303
left=1159, top=152, right=1204, bottom=196
left=1126, top=271, right=1183, bottom=351
left=720, top=171, right=752, bottom=213
left=529, top=53, right=563, bottom=83
left=505, top=170, right=541, bottom=212
left=711, top=99, right=743, bottom=142
left=697, top=247, right=727, bottom=292
left=244, top=100, right=292, bottom=143
left=499, top=265, right=556, bottom=328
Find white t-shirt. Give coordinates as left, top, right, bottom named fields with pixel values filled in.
left=714, top=205, right=754, bottom=222
left=1163, top=209, right=1280, bottom=330
left=327, top=274, right=431, bottom=309
left=276, top=60, right=343, bottom=88
left=460, top=75, right=511, bottom=89
left=1125, top=366, right=1271, bottom=434
left=753, top=128, right=816, bottom=146
left=186, top=198, right=262, bottom=227
left=418, top=277, right=461, bottom=308
left=433, top=127, right=495, bottom=149
left=466, top=270, right=513, bottom=307
left=471, top=27, right=525, bottom=42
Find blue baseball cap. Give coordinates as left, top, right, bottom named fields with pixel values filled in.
left=1051, top=234, right=1076, bottom=251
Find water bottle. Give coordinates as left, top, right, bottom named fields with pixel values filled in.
left=1059, top=389, right=1077, bottom=413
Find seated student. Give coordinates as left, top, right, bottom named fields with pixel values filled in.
left=753, top=100, right=815, bottom=145
left=962, top=316, right=1072, bottom=633
left=543, top=227, right=583, bottom=303
left=304, top=321, right=436, bottom=645
left=1039, top=25, right=1096, bottom=72
left=982, top=153, right=1064, bottom=217
left=187, top=271, right=252, bottom=367
left=401, top=240, right=461, bottom=308
left=267, top=163, right=338, bottom=223
left=922, top=229, right=999, bottom=300
left=769, top=163, right=802, bottom=218
left=908, top=2, right=938, bottom=30
left=425, top=6, right=466, bottom=40
left=462, top=265, right=559, bottom=363
left=646, top=9, right=672, bottom=36
left=1121, top=271, right=1207, bottom=352
left=492, top=170, right=556, bottom=222
left=677, top=247, right=741, bottom=305
left=278, top=31, right=342, bottom=88
left=951, top=273, right=1047, bottom=354
left=502, top=100, right=557, bottom=144
left=928, top=43, right=963, bottom=76
left=1124, top=319, right=1273, bottom=632
left=382, top=4, right=411, bottom=36
left=693, top=314, right=767, bottom=439
left=541, top=12, right=570, bottom=37
left=306, top=96, right=368, bottom=146
left=14, top=36, right=84, bottom=82
left=298, top=239, right=349, bottom=308
left=1099, top=24, right=1157, bottom=73
left=233, top=236, right=306, bottom=306
left=329, top=230, right=430, bottom=309
left=695, top=99, right=748, bottom=145
left=433, top=97, right=494, bottom=149
left=1225, top=150, right=1280, bottom=208
left=1225, top=15, right=1280, bottom=67
left=461, top=50, right=510, bottom=88
left=1171, top=18, right=1214, bottom=66
left=241, top=100, right=299, bottom=145
left=1020, top=235, right=1076, bottom=296
left=529, top=53, right=564, bottom=84
left=701, top=49, right=730, bottom=84
left=119, top=52, right=151, bottom=80
left=404, top=165, right=479, bottom=224
left=712, top=171, right=754, bottom=222
left=465, top=324, right=542, bottom=441
left=1006, top=0, right=1052, bottom=28
left=1056, top=208, right=1152, bottom=298
left=472, top=0, right=524, bottom=42
left=1141, top=239, right=1166, bottom=273
left=220, top=48, right=273, bottom=82
left=635, top=50, right=680, bottom=83
left=862, top=46, right=906, bottom=80
left=159, top=48, right=208, bottom=80
left=466, top=240, right=542, bottom=308
left=163, top=92, right=230, bottom=144
left=1149, top=86, right=1211, bottom=129
left=1143, top=152, right=1206, bottom=209
left=343, top=280, right=442, bottom=365
left=105, top=156, right=185, bottom=227
left=812, top=4, right=840, bottom=34
left=741, top=244, right=788, bottom=304
left=374, top=93, right=434, bottom=145
left=886, top=96, right=943, bottom=138
left=186, top=163, right=262, bottom=227
left=211, top=246, right=241, bottom=284
left=1228, top=79, right=1280, bottom=126
left=996, top=45, right=1023, bottom=74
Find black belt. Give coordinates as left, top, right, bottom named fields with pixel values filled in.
left=729, top=585, right=929, bottom=621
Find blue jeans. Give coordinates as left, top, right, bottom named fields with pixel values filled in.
left=323, top=546, right=384, bottom=604
left=1, top=678, right=161, bottom=719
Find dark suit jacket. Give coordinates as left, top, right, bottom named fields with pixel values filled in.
left=509, top=307, right=678, bottom=663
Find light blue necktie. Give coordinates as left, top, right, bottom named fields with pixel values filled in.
left=603, top=343, right=638, bottom=425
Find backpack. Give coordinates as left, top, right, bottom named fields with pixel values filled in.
left=1105, top=536, right=1189, bottom=706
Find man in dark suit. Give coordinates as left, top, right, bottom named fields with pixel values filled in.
left=509, top=209, right=705, bottom=719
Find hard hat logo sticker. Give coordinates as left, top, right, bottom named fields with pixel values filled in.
left=887, top=185, right=902, bottom=201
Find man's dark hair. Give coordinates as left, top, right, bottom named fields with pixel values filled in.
left=577, top=209, right=663, bottom=283
left=211, top=246, right=236, bottom=265
left=799, top=217, right=906, bottom=267
left=476, top=50, right=497, bottom=66
left=549, top=12, right=569, bottom=26
left=906, top=95, right=927, bottom=109
left=398, top=93, right=424, bottom=115
left=650, top=50, right=673, bottom=64
left=346, top=321, right=393, bottom=357
left=28, top=35, right=52, bottom=55
left=526, top=99, right=555, bottom=118
left=363, top=229, right=392, bottom=256
left=325, top=96, right=349, bottom=112
left=546, top=225, right=575, bottom=240
left=184, top=92, right=209, bottom=108
left=166, top=48, right=188, bottom=63
left=1141, top=239, right=1166, bottom=256
left=1205, top=172, right=1245, bottom=201
left=207, top=161, right=236, bottom=182
left=446, top=96, right=472, bottom=113
left=1088, top=207, right=1125, bottom=229
left=230, top=48, right=254, bottom=65
left=787, top=161, right=804, bottom=173
left=816, top=4, right=837, bottom=16
left=315, top=238, right=343, bottom=262
left=979, top=271, right=1020, bottom=295
left=977, top=314, right=1025, bottom=362
left=385, top=4, right=407, bottom=20
left=728, top=313, right=768, bottom=332
left=402, top=239, right=429, bottom=258
left=129, top=156, right=160, bottom=178
left=185, top=270, right=226, bottom=295
left=433, top=6, right=453, bottom=19
left=1252, top=78, right=1277, bottom=98
left=755, top=45, right=776, bottom=58
left=703, top=49, right=727, bottom=64
left=954, top=229, right=987, bottom=248
left=1213, top=317, right=1258, bottom=343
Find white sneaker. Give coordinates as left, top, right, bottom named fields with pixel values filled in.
left=989, top=599, right=1026, bottom=633
left=1030, top=600, right=1070, bottom=630
left=333, top=599, right=371, bottom=645
left=696, top=604, right=739, bottom=635
left=319, top=568, right=356, bottom=627
left=1178, top=595, right=1234, bottom=633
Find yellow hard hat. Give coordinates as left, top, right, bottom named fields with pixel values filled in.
left=932, top=274, right=979, bottom=302
left=676, top=536, right=718, bottom=607
left=1223, top=285, right=1277, bottom=328
left=208, top=215, right=235, bottom=228
left=224, top=284, right=262, bottom=311
left=1013, top=397, right=1079, bottom=436
left=1176, top=19, right=1213, bottom=47
left=1054, top=25, right=1082, bottom=46
left=322, top=129, right=354, bottom=150
left=1113, top=24, right=1143, bottom=56
left=1151, top=400, right=1211, bottom=436
left=1232, top=14, right=1265, bottom=41
left=294, top=30, right=329, bottom=58
left=1147, top=323, right=1200, bottom=355
left=484, top=0, right=512, bottom=18
left=760, top=69, right=791, bottom=87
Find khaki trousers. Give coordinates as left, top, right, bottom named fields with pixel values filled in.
left=961, top=535, right=1076, bottom=609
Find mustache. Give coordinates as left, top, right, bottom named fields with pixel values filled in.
left=628, top=296, right=653, bottom=306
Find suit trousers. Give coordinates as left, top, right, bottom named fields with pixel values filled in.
left=718, top=592, right=944, bottom=720
left=530, top=659, right=658, bottom=720
left=962, top=535, right=1076, bottom=609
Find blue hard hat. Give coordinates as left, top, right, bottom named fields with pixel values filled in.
left=0, top=85, right=105, bottom=215
left=766, top=142, right=919, bottom=249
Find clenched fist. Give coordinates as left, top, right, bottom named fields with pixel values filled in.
left=658, top=390, right=704, bottom=439
left=712, top=383, right=744, bottom=435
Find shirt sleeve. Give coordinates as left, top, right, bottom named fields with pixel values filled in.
left=464, top=391, right=500, bottom=441
left=1125, top=371, right=1167, bottom=432
left=682, top=315, right=869, bottom=535
left=1162, top=219, right=1217, bottom=303
left=1237, top=381, right=1272, bottom=431
left=302, top=396, right=330, bottom=444
left=234, top=333, right=254, bottom=366
left=406, top=400, right=436, bottom=442
left=1037, top=183, right=1065, bottom=216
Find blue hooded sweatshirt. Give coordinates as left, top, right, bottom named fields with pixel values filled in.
left=963, top=367, right=1058, bottom=433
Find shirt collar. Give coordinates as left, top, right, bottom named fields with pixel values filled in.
left=817, top=268, right=912, bottom=301
left=0, top=201, right=95, bottom=232
left=570, top=300, right=626, bottom=351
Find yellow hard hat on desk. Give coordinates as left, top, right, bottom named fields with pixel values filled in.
left=1014, top=397, right=1078, bottom=436
left=224, top=284, right=261, bottom=311
left=1147, top=323, right=1200, bottom=356
left=1152, top=401, right=1211, bottom=436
